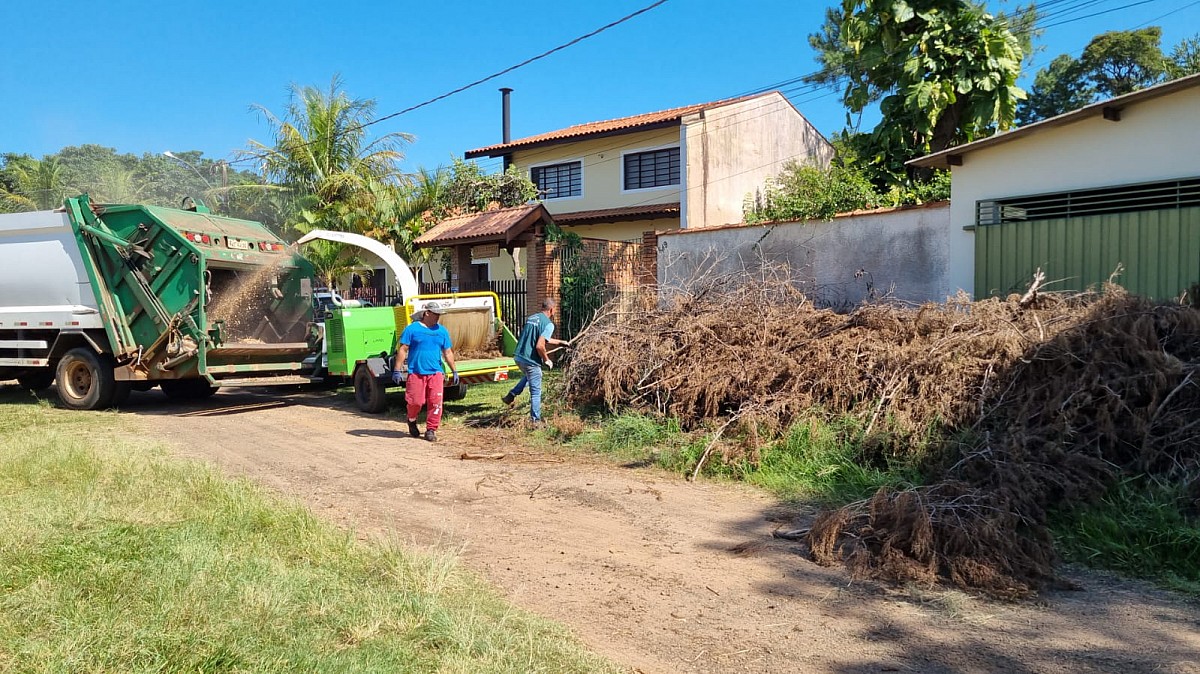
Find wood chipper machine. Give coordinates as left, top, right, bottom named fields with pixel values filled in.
left=0, top=194, right=318, bottom=409
left=296, top=230, right=521, bottom=413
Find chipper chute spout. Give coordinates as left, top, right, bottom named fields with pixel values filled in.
left=295, top=229, right=419, bottom=303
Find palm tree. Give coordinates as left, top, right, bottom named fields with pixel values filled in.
left=0, top=156, right=71, bottom=211
left=243, top=76, right=413, bottom=231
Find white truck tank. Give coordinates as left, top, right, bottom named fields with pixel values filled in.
left=0, top=210, right=103, bottom=329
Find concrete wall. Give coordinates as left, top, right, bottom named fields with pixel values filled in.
left=657, top=202, right=955, bottom=307
left=511, top=127, right=682, bottom=215
left=948, top=86, right=1200, bottom=296
left=682, top=92, right=834, bottom=230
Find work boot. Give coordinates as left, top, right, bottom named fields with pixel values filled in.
left=424, top=429, right=437, bottom=442
left=407, top=420, right=420, bottom=438
left=501, top=393, right=515, bottom=406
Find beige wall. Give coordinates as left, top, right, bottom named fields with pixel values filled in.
left=473, top=247, right=521, bottom=280
left=512, top=127, right=682, bottom=215
left=946, top=86, right=1200, bottom=296
left=683, top=92, right=834, bottom=230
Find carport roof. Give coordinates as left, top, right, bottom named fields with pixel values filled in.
left=413, top=203, right=553, bottom=248
left=909, top=72, right=1200, bottom=170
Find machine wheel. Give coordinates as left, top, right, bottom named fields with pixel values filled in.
left=55, top=348, right=122, bottom=410
left=160, top=379, right=219, bottom=400
left=443, top=382, right=468, bottom=401
left=16, top=370, right=55, bottom=391
left=354, top=365, right=388, bottom=413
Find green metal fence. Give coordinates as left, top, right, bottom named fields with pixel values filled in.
left=974, top=206, right=1200, bottom=300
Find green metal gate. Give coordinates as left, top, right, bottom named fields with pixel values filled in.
left=975, top=206, right=1200, bottom=300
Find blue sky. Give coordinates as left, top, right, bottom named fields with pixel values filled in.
left=3, top=0, right=1198, bottom=176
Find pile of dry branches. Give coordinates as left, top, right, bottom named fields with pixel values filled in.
left=564, top=273, right=1200, bottom=598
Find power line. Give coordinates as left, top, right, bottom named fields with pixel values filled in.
left=1040, top=0, right=1161, bottom=27
left=228, top=0, right=670, bottom=168
left=472, top=0, right=1170, bottom=174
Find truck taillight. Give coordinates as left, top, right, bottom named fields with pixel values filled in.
left=258, top=241, right=285, bottom=252
left=182, top=231, right=212, bottom=245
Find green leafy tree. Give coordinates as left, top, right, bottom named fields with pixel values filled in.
left=806, top=0, right=1028, bottom=181
left=1016, top=54, right=1094, bottom=125
left=428, top=158, right=539, bottom=221
left=1017, top=28, right=1197, bottom=124
left=1167, top=34, right=1200, bottom=78
left=1079, top=27, right=1167, bottom=98
left=243, top=76, right=412, bottom=233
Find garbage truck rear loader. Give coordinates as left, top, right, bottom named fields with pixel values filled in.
left=0, top=195, right=316, bottom=409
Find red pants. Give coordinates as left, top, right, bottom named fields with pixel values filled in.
left=405, top=372, right=445, bottom=430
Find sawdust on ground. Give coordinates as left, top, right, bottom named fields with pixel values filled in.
left=128, top=388, right=1199, bottom=674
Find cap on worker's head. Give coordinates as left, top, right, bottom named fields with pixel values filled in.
left=423, top=301, right=445, bottom=315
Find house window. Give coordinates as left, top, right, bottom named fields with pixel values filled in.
left=624, top=147, right=680, bottom=190
left=531, top=161, right=582, bottom=199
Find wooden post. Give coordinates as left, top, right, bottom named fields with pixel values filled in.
left=450, top=244, right=473, bottom=292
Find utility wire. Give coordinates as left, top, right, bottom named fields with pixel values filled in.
left=474, top=0, right=1175, bottom=174
left=228, top=0, right=670, bottom=167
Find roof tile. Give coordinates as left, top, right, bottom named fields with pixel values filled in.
left=413, top=204, right=550, bottom=248
left=464, top=92, right=777, bottom=158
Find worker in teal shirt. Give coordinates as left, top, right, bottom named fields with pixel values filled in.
left=396, top=301, right=458, bottom=442
left=502, top=298, right=570, bottom=421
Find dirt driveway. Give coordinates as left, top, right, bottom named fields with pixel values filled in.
left=126, top=386, right=1198, bottom=674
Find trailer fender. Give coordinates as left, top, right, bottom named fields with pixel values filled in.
left=364, top=356, right=390, bottom=378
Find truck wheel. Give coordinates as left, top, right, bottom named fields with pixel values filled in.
left=354, top=366, right=388, bottom=413
left=161, top=379, right=219, bottom=400
left=443, top=382, right=468, bottom=401
left=56, top=348, right=122, bottom=410
left=17, top=370, right=55, bottom=391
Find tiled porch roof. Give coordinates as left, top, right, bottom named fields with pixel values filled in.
left=413, top=204, right=552, bottom=248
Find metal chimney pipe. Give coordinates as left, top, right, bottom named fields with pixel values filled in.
left=500, top=87, right=513, bottom=144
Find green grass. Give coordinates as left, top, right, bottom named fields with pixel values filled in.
left=1050, top=477, right=1200, bottom=594
left=655, top=415, right=923, bottom=504
left=738, top=419, right=921, bottom=503
left=0, top=390, right=617, bottom=673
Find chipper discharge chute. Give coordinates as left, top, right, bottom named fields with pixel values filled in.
left=0, top=194, right=317, bottom=409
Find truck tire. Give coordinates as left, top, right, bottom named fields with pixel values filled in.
left=443, top=382, right=468, bottom=401
left=160, top=379, right=219, bottom=400
left=354, top=365, right=388, bottom=414
left=17, top=370, right=55, bottom=391
left=56, top=348, right=124, bottom=410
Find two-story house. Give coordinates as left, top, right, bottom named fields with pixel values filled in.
left=464, top=90, right=834, bottom=242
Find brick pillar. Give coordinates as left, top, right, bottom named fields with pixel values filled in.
left=449, top=244, right=473, bottom=292
left=640, top=230, right=659, bottom=286
left=528, top=237, right=560, bottom=316
left=526, top=241, right=542, bottom=318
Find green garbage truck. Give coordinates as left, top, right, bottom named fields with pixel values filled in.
left=0, top=198, right=522, bottom=413
left=0, top=195, right=317, bottom=409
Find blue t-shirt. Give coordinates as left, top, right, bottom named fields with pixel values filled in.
left=400, top=322, right=452, bottom=375
left=514, top=312, right=555, bottom=367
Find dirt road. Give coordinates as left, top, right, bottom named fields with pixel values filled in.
left=129, top=387, right=1199, bottom=674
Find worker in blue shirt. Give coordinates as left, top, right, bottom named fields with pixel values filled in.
left=395, top=301, right=458, bottom=442
left=502, top=298, right=570, bottom=422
